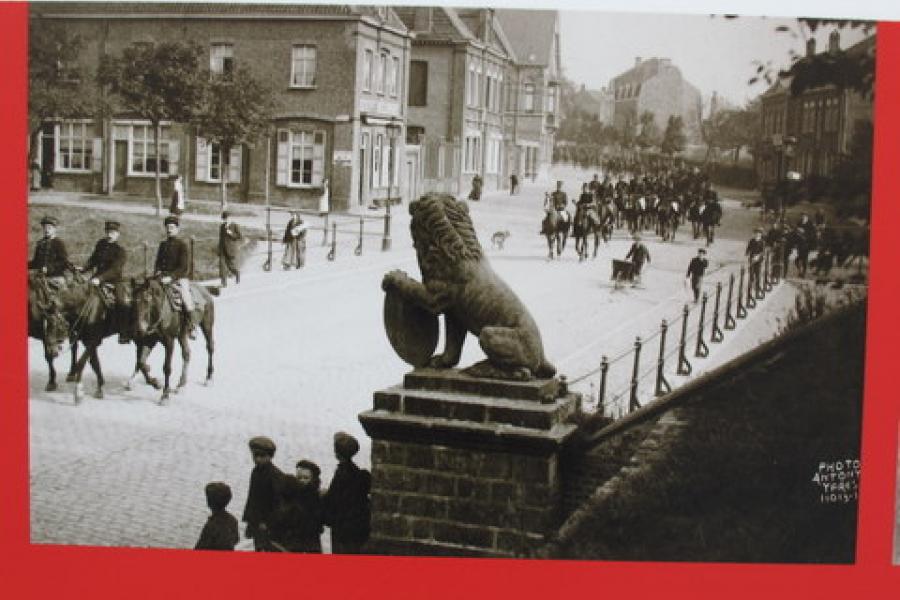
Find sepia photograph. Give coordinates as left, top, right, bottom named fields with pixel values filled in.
left=26, top=1, right=874, bottom=563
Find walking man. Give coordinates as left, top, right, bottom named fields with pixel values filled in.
left=626, top=234, right=651, bottom=286
left=685, top=248, right=708, bottom=303
left=746, top=228, right=766, bottom=294
left=218, top=211, right=243, bottom=286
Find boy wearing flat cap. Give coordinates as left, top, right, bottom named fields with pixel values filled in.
left=323, top=432, right=371, bottom=554
left=85, top=221, right=130, bottom=342
left=29, top=216, right=69, bottom=280
left=241, top=436, right=286, bottom=551
left=195, top=482, right=240, bottom=551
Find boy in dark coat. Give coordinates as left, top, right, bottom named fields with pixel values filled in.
left=270, top=459, right=324, bottom=553
left=625, top=234, right=651, bottom=285
left=218, top=211, right=243, bottom=286
left=685, top=248, right=708, bottom=303
left=194, top=482, right=240, bottom=551
left=323, top=432, right=371, bottom=554
left=242, top=436, right=286, bottom=551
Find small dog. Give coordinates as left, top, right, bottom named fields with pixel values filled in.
left=491, top=230, right=511, bottom=250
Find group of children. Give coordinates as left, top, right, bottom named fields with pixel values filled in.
left=195, top=431, right=371, bottom=554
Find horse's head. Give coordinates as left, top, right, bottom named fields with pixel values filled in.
left=42, top=307, right=69, bottom=358
left=133, top=277, right=165, bottom=337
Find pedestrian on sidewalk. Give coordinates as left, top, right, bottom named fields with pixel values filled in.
left=625, top=234, right=651, bottom=287
left=468, top=174, right=483, bottom=201
left=685, top=248, right=708, bottom=303
left=746, top=228, right=765, bottom=293
left=282, top=211, right=307, bottom=270
left=269, top=459, right=324, bottom=553
left=509, top=173, right=519, bottom=195
left=218, top=211, right=243, bottom=286
left=169, top=174, right=185, bottom=216
left=323, top=432, right=371, bottom=555
left=318, top=178, right=330, bottom=216
left=194, top=482, right=240, bottom=551
left=242, top=436, right=286, bottom=552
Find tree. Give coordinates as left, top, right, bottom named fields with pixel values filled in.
left=194, top=67, right=276, bottom=209
left=98, top=41, right=206, bottom=214
left=635, top=111, right=660, bottom=151
left=660, top=115, right=687, bottom=156
left=829, top=120, right=873, bottom=220
left=701, top=101, right=760, bottom=164
left=28, top=18, right=92, bottom=166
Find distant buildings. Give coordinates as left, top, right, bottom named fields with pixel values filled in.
left=756, top=30, right=875, bottom=191
left=570, top=84, right=615, bottom=124
left=609, top=57, right=703, bottom=143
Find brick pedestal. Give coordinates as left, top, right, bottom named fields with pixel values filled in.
left=358, top=368, right=580, bottom=558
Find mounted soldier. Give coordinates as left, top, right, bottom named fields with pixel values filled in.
left=84, top=220, right=130, bottom=343
left=549, top=180, right=570, bottom=225
left=154, top=215, right=200, bottom=339
left=29, top=215, right=70, bottom=285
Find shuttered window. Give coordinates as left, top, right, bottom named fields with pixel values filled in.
left=195, top=137, right=241, bottom=184
left=275, top=128, right=326, bottom=188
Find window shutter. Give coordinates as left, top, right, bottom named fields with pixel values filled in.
left=228, top=145, right=242, bottom=184
left=195, top=137, right=208, bottom=182
left=312, top=131, right=325, bottom=186
left=91, top=138, right=103, bottom=172
left=276, top=129, right=289, bottom=186
left=168, top=140, right=180, bottom=175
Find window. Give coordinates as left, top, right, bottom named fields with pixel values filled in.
left=409, top=60, right=428, bottom=107
left=195, top=138, right=241, bottom=183
left=391, top=56, right=400, bottom=98
left=468, top=64, right=478, bottom=106
left=363, top=49, right=373, bottom=91
left=547, top=87, right=557, bottom=113
left=373, top=134, right=383, bottom=185
left=464, top=135, right=481, bottom=173
left=56, top=121, right=96, bottom=172
left=291, top=45, right=316, bottom=88
left=376, top=53, right=387, bottom=95
left=130, top=124, right=174, bottom=175
left=275, top=129, right=326, bottom=187
left=523, top=83, right=535, bottom=112
left=210, top=43, right=234, bottom=77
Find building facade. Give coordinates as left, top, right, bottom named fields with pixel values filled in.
left=609, top=57, right=702, bottom=143
left=756, top=31, right=875, bottom=192
left=31, top=3, right=412, bottom=212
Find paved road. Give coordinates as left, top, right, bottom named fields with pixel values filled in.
left=28, top=167, right=794, bottom=549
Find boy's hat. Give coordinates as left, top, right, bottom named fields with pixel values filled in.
left=248, top=436, right=276, bottom=455
left=334, top=431, right=360, bottom=459
left=105, top=220, right=120, bottom=232
left=164, top=215, right=180, bottom=227
left=204, top=482, right=232, bottom=510
left=295, top=459, right=321, bottom=478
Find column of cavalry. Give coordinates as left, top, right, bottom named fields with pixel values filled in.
left=27, top=214, right=216, bottom=405
left=540, top=159, right=724, bottom=261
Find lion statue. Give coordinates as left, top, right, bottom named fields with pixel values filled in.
left=382, top=193, right=556, bottom=381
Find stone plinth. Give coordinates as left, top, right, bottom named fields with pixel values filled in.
left=359, top=369, right=580, bottom=558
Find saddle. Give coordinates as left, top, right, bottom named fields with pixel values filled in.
left=164, top=284, right=186, bottom=312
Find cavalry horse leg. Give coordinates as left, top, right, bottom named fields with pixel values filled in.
left=44, top=349, right=58, bottom=392
left=66, top=339, right=79, bottom=382
left=87, top=345, right=105, bottom=399
left=126, top=341, right=161, bottom=391
left=202, top=305, right=215, bottom=385
left=70, top=342, right=94, bottom=405
left=159, top=338, right=175, bottom=405
left=175, top=330, right=191, bottom=392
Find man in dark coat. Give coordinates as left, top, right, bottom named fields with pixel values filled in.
left=154, top=215, right=199, bottom=338
left=29, top=216, right=69, bottom=280
left=85, top=221, right=130, bottom=342
left=323, top=432, right=371, bottom=554
left=242, top=436, right=286, bottom=552
left=685, top=248, right=708, bottom=303
left=746, top=229, right=766, bottom=293
left=218, top=211, right=243, bottom=286
left=625, top=234, right=651, bottom=286
left=550, top=180, right=570, bottom=224
left=269, top=460, right=324, bottom=553
left=467, top=174, right=483, bottom=201
left=195, top=482, right=240, bottom=551
left=702, top=198, right=722, bottom=246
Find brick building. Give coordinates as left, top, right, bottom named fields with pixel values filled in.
left=756, top=31, right=874, bottom=192
left=609, top=57, right=702, bottom=143
left=31, top=3, right=412, bottom=211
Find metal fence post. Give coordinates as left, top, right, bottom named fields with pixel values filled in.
left=655, top=320, right=671, bottom=397
left=263, top=206, right=273, bottom=272
left=747, top=261, right=758, bottom=308
left=629, top=337, right=642, bottom=412
left=355, top=216, right=364, bottom=256
left=737, top=266, right=748, bottom=318
left=599, top=355, right=609, bottom=416
left=142, top=241, right=149, bottom=278
left=677, top=305, right=692, bottom=375
left=695, top=292, right=709, bottom=358
left=189, top=236, right=196, bottom=280
left=711, top=281, right=724, bottom=342
left=327, top=223, right=337, bottom=261
left=763, top=250, right=773, bottom=291
left=725, top=272, right=737, bottom=330
left=322, top=212, right=329, bottom=246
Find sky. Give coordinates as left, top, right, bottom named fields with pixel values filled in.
left=558, top=11, right=871, bottom=108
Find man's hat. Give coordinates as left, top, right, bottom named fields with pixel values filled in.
left=40, top=216, right=58, bottom=226
left=248, top=436, right=276, bottom=456
left=755, top=227, right=763, bottom=234
left=221, top=211, right=230, bottom=220
left=698, top=248, right=707, bottom=254
left=105, top=221, right=120, bottom=232
left=333, top=431, right=360, bottom=459
left=164, top=215, right=180, bottom=227
left=204, top=482, right=232, bottom=510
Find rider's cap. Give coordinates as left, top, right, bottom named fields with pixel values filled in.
left=334, top=431, right=360, bottom=459
left=221, top=211, right=230, bottom=220
left=204, top=482, right=232, bottom=510
left=40, top=216, right=58, bottom=226
left=698, top=248, right=707, bottom=254
left=164, top=215, right=180, bottom=227
left=105, top=220, right=120, bottom=232
left=248, top=436, right=276, bottom=456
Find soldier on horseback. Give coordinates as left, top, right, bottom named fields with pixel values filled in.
left=154, top=215, right=200, bottom=339
left=550, top=180, right=570, bottom=225
left=84, top=220, right=130, bottom=343
left=29, top=216, right=70, bottom=285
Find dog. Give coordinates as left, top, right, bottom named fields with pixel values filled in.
left=491, top=230, right=511, bottom=250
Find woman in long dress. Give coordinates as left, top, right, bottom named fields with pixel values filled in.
left=282, top=211, right=308, bottom=269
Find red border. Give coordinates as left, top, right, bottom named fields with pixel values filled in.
left=1, top=5, right=898, bottom=598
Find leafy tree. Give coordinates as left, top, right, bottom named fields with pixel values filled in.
left=660, top=115, right=687, bottom=156
left=829, top=120, right=873, bottom=220
left=97, top=41, right=206, bottom=214
left=701, top=101, right=760, bottom=164
left=635, top=111, right=660, bottom=151
left=28, top=18, right=92, bottom=166
left=193, top=67, right=276, bottom=209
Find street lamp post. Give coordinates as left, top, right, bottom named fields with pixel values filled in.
left=382, top=125, right=399, bottom=252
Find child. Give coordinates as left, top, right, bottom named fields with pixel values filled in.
left=323, top=432, right=371, bottom=554
left=194, top=482, right=240, bottom=551
left=241, top=436, right=285, bottom=551
left=270, top=459, right=324, bottom=553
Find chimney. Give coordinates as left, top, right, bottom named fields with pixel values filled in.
left=635, top=57, right=642, bottom=67
left=806, top=37, right=816, bottom=58
left=829, top=29, right=841, bottom=55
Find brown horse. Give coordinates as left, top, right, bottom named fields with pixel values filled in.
left=541, top=209, right=570, bottom=259
left=28, top=272, right=77, bottom=392
left=573, top=203, right=614, bottom=260
left=132, top=277, right=215, bottom=404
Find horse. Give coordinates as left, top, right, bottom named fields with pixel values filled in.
left=27, top=272, right=77, bottom=392
left=541, top=208, right=571, bottom=260
left=132, top=277, right=215, bottom=404
left=573, top=202, right=613, bottom=260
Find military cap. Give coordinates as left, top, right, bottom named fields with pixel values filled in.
left=105, top=220, right=121, bottom=232
left=333, top=431, right=360, bottom=459
left=204, top=481, right=233, bottom=510
left=248, top=436, right=276, bottom=455
left=40, top=215, right=58, bottom=226
left=698, top=248, right=707, bottom=254
left=164, top=215, right=180, bottom=227
left=221, top=211, right=230, bottom=220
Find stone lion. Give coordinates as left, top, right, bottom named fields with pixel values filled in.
left=382, top=194, right=556, bottom=381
